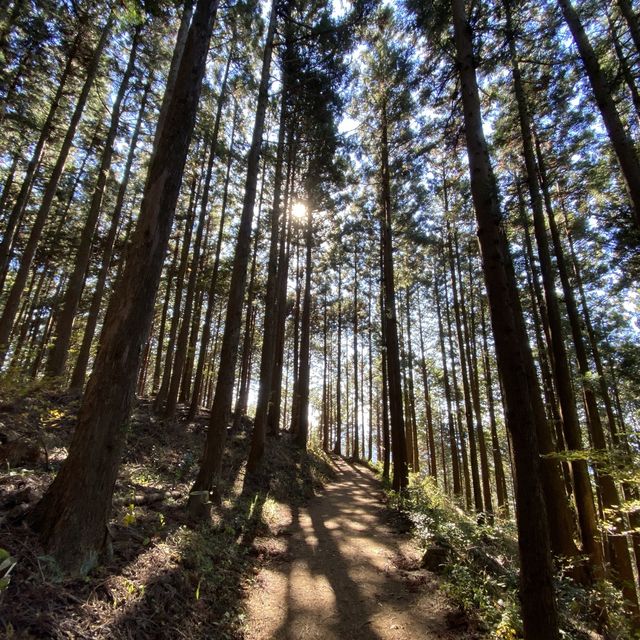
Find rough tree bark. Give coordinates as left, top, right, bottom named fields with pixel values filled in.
left=452, top=0, right=560, bottom=634
left=28, top=0, right=219, bottom=575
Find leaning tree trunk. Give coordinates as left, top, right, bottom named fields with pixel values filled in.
left=505, top=0, right=605, bottom=582
left=0, top=26, right=82, bottom=294
left=69, top=78, right=151, bottom=391
left=28, top=0, right=220, bottom=575
left=537, top=135, right=638, bottom=613
left=557, top=0, right=640, bottom=230
left=0, top=14, right=113, bottom=364
left=616, top=0, right=640, bottom=57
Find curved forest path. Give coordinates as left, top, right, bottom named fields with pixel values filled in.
left=244, top=457, right=473, bottom=640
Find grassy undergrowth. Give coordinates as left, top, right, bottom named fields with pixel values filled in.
left=386, top=474, right=636, bottom=640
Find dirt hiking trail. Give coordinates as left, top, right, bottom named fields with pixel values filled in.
left=244, top=457, right=475, bottom=640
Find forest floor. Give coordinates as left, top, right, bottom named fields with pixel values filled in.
left=243, top=457, right=476, bottom=640
left=0, top=384, right=476, bottom=639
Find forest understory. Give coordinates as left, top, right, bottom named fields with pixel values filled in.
left=0, top=385, right=334, bottom=639
left=0, top=386, right=633, bottom=640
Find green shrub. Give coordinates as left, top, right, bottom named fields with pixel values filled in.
left=388, top=473, right=635, bottom=639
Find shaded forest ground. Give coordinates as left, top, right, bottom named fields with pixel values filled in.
left=0, top=383, right=335, bottom=639
left=0, top=383, right=630, bottom=639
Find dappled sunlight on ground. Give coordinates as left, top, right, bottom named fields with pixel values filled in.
left=244, top=457, right=474, bottom=640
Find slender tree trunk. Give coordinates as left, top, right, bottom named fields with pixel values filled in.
left=557, top=0, right=640, bottom=229
left=290, top=232, right=302, bottom=435
left=480, top=301, right=508, bottom=515
left=188, top=2, right=276, bottom=518
left=268, top=186, right=295, bottom=437
left=188, top=101, right=239, bottom=419
left=446, top=214, right=482, bottom=511
left=331, top=258, right=342, bottom=453
left=247, top=76, right=290, bottom=470
left=381, top=310, right=391, bottom=481
left=322, top=292, right=329, bottom=452
left=31, top=277, right=66, bottom=377
left=518, top=186, right=566, bottom=461
left=509, top=0, right=605, bottom=578
left=233, top=172, right=265, bottom=430
left=0, top=14, right=114, bottom=364
left=444, top=271, right=472, bottom=511
left=164, top=173, right=208, bottom=418
left=558, top=223, right=606, bottom=436
left=165, top=57, right=231, bottom=418
left=155, top=173, right=200, bottom=409
left=435, top=267, right=462, bottom=497
left=417, top=290, right=437, bottom=480
left=404, top=287, right=419, bottom=471
left=70, top=79, right=151, bottom=391
left=0, top=28, right=82, bottom=293
left=152, top=236, right=180, bottom=394
left=367, top=276, right=373, bottom=462
left=47, top=25, right=142, bottom=379
left=0, top=149, right=20, bottom=222
left=616, top=0, right=640, bottom=56
left=537, top=136, right=638, bottom=612
left=154, top=0, right=195, bottom=152
left=380, top=98, right=407, bottom=491
left=352, top=247, right=359, bottom=459
left=181, top=271, right=206, bottom=402
left=608, top=11, right=640, bottom=126
left=463, top=253, right=493, bottom=516
left=295, top=203, right=312, bottom=449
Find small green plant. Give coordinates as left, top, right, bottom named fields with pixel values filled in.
left=122, top=503, right=136, bottom=527
left=0, top=548, right=16, bottom=591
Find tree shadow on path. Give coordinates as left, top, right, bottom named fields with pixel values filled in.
left=248, top=457, right=455, bottom=640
